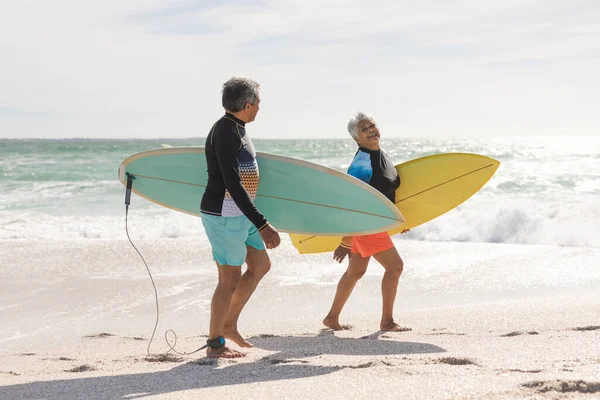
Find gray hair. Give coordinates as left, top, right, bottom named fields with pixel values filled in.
left=347, top=111, right=375, bottom=138
left=222, top=77, right=260, bottom=113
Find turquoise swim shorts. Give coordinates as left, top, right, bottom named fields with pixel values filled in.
left=201, top=213, right=265, bottom=266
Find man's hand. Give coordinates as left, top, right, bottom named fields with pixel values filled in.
left=333, top=245, right=352, bottom=263
left=260, top=224, right=281, bottom=249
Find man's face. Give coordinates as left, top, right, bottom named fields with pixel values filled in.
left=246, top=95, right=260, bottom=122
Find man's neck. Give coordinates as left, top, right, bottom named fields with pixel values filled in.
left=226, top=110, right=249, bottom=123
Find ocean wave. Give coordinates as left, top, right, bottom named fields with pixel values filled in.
left=0, top=210, right=205, bottom=240
left=404, top=196, right=600, bottom=248
left=0, top=180, right=124, bottom=208
left=2, top=196, right=599, bottom=248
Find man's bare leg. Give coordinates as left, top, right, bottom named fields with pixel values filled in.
left=223, top=247, right=271, bottom=348
left=207, top=263, right=246, bottom=358
left=323, top=253, right=370, bottom=330
left=373, top=247, right=411, bottom=332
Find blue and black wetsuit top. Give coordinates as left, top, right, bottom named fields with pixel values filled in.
left=200, top=113, right=268, bottom=230
left=347, top=147, right=400, bottom=203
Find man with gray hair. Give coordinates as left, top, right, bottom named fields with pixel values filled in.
left=200, top=77, right=280, bottom=358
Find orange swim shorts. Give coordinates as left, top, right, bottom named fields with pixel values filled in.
left=351, top=232, right=394, bottom=258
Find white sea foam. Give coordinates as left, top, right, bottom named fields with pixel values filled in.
left=2, top=194, right=598, bottom=248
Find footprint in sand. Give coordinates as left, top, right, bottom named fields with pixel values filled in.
left=65, top=364, right=96, bottom=373
left=258, top=334, right=278, bottom=338
left=83, top=332, right=115, bottom=338
left=502, top=368, right=543, bottom=374
left=521, top=380, right=600, bottom=394
left=189, top=359, right=217, bottom=366
left=144, top=354, right=183, bottom=363
left=500, top=331, right=539, bottom=337
left=360, top=361, right=395, bottom=368
left=266, top=358, right=310, bottom=365
left=349, top=361, right=379, bottom=369
left=570, top=325, right=600, bottom=332
left=435, top=357, right=478, bottom=366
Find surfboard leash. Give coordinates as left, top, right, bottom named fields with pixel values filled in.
left=124, top=173, right=159, bottom=356
left=124, top=173, right=206, bottom=357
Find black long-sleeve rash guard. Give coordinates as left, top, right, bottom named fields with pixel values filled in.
left=200, top=113, right=268, bottom=230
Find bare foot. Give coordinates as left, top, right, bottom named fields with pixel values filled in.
left=223, top=329, right=253, bottom=348
left=323, top=316, right=345, bottom=331
left=380, top=321, right=412, bottom=332
left=206, top=346, right=246, bottom=358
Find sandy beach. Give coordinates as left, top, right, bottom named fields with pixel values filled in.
left=1, top=238, right=599, bottom=399
left=3, top=0, right=600, bottom=396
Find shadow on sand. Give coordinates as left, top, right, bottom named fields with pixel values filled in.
left=0, top=331, right=445, bottom=400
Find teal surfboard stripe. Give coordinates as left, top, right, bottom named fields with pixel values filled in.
left=118, top=147, right=404, bottom=236
left=129, top=173, right=398, bottom=220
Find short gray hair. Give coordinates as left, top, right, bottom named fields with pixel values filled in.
left=222, top=77, right=260, bottom=113
left=347, top=111, right=375, bottom=138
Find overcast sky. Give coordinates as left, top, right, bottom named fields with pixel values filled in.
left=1, top=0, right=599, bottom=139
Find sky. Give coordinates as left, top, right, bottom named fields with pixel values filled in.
left=0, top=0, right=599, bottom=139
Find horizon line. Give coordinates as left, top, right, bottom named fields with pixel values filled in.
left=1, top=134, right=597, bottom=141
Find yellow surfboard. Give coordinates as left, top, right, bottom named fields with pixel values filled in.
left=290, top=153, right=500, bottom=254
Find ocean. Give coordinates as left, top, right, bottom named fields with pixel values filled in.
left=1, top=136, right=599, bottom=247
